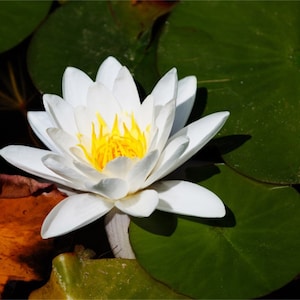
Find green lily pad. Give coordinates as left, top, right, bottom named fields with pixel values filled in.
left=29, top=246, right=187, bottom=299
left=130, top=164, right=300, bottom=299
left=0, top=1, right=51, bottom=53
left=27, top=0, right=173, bottom=95
left=156, top=1, right=300, bottom=184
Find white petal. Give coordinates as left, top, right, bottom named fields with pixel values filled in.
left=41, top=193, right=113, bottom=238
left=136, top=94, right=154, bottom=132
left=153, top=180, right=225, bottom=218
left=0, top=145, right=72, bottom=187
left=157, top=111, right=230, bottom=178
left=42, top=154, right=90, bottom=189
left=147, top=127, right=159, bottom=153
left=96, top=56, right=122, bottom=90
left=70, top=146, right=90, bottom=164
left=86, top=82, right=121, bottom=127
left=115, top=189, right=158, bottom=217
left=153, top=100, right=176, bottom=153
left=112, top=67, right=141, bottom=113
left=85, top=178, right=128, bottom=200
left=126, top=150, right=159, bottom=193
left=27, top=111, right=60, bottom=152
left=62, top=66, right=93, bottom=107
left=43, top=94, right=77, bottom=136
left=46, top=127, right=78, bottom=157
left=171, top=76, right=197, bottom=135
left=151, top=68, right=178, bottom=109
left=103, top=156, right=136, bottom=179
left=74, top=106, right=93, bottom=137
left=74, top=106, right=94, bottom=138
left=144, top=136, right=189, bottom=187
left=73, top=160, right=108, bottom=181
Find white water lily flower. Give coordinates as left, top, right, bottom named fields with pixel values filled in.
left=0, top=56, right=229, bottom=239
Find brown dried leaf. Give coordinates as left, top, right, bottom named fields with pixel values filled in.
left=0, top=174, right=53, bottom=198
left=0, top=174, right=66, bottom=295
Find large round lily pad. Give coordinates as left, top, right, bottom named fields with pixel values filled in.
left=0, top=1, right=51, bottom=53
left=130, top=164, right=300, bottom=299
left=157, top=1, right=300, bottom=184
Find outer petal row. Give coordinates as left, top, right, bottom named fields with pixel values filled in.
left=0, top=145, right=75, bottom=188
left=41, top=193, right=113, bottom=238
left=41, top=178, right=225, bottom=239
left=146, top=111, right=230, bottom=185
left=154, top=180, right=225, bottom=218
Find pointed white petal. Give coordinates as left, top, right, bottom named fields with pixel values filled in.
left=46, top=128, right=78, bottom=157
left=62, top=66, right=93, bottom=107
left=41, top=193, right=113, bottom=238
left=159, top=111, right=230, bottom=178
left=86, top=82, right=121, bottom=127
left=96, top=56, right=122, bottom=90
left=171, top=76, right=197, bottom=134
left=151, top=68, right=178, bottom=109
left=154, top=100, right=176, bottom=153
left=42, top=154, right=90, bottom=189
left=136, top=94, right=154, bottom=132
left=115, top=189, right=158, bottom=217
left=43, top=94, right=77, bottom=136
left=27, top=111, right=60, bottom=152
left=112, top=67, right=141, bottom=113
left=147, top=127, right=159, bottom=153
left=85, top=178, right=128, bottom=200
left=74, top=106, right=93, bottom=137
left=103, top=156, right=136, bottom=179
left=127, top=150, right=159, bottom=193
left=144, top=136, right=189, bottom=187
left=0, top=145, right=73, bottom=187
left=153, top=180, right=225, bottom=218
left=73, top=160, right=108, bottom=180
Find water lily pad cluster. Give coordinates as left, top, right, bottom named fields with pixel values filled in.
left=1, top=1, right=300, bottom=299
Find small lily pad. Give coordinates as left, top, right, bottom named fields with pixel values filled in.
left=29, top=246, right=187, bottom=299
left=130, top=164, right=300, bottom=299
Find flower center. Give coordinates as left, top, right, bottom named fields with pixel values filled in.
left=78, top=112, right=148, bottom=171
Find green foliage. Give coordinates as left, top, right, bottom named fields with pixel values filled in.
left=0, top=1, right=51, bottom=53
left=27, top=0, right=172, bottom=95
left=130, top=164, right=300, bottom=299
left=157, top=1, right=300, bottom=184
left=1, top=0, right=300, bottom=298
left=29, top=246, right=187, bottom=299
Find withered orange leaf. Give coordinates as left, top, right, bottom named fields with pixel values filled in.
left=0, top=174, right=66, bottom=295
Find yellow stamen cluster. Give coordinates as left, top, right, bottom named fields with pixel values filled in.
left=78, top=113, right=148, bottom=171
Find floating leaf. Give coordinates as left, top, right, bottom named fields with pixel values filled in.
left=29, top=246, right=187, bottom=299
left=0, top=1, right=51, bottom=53
left=130, top=164, right=300, bottom=299
left=0, top=174, right=66, bottom=295
left=157, top=1, right=300, bottom=184
left=27, top=0, right=173, bottom=95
